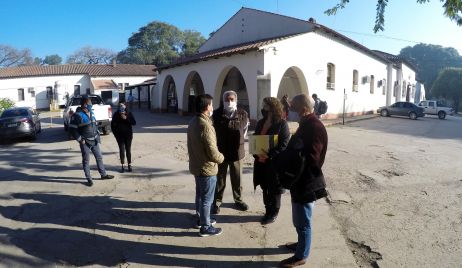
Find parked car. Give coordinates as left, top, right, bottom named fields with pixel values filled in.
left=418, top=100, right=454, bottom=119
left=378, top=102, right=425, bottom=120
left=63, top=95, right=112, bottom=135
left=0, top=107, right=41, bottom=140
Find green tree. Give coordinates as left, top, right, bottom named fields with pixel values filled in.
left=44, top=54, right=62, bottom=65
left=67, top=46, right=116, bottom=64
left=326, top=0, right=462, bottom=33
left=0, top=98, right=15, bottom=114
left=431, top=68, right=462, bottom=112
left=0, top=45, right=33, bottom=67
left=399, top=44, right=462, bottom=98
left=117, top=21, right=206, bottom=65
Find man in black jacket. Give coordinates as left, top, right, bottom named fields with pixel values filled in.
left=212, top=90, right=249, bottom=214
left=69, top=96, right=114, bottom=186
left=280, top=94, right=328, bottom=268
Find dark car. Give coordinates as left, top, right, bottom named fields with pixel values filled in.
left=377, top=102, right=425, bottom=120
left=0, top=107, right=42, bottom=140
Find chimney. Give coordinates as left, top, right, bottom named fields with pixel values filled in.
left=112, top=59, right=117, bottom=67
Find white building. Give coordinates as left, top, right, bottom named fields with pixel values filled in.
left=153, top=7, right=423, bottom=121
left=0, top=64, right=156, bottom=109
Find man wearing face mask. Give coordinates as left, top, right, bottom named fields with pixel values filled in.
left=212, top=90, right=249, bottom=214
left=69, top=96, right=114, bottom=186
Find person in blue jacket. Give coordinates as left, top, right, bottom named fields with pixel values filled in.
left=69, top=96, right=114, bottom=186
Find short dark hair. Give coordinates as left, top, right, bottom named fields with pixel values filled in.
left=80, top=95, right=90, bottom=106
left=195, top=94, right=213, bottom=113
left=312, top=94, right=318, bottom=99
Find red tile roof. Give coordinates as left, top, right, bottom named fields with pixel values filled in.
left=0, top=64, right=156, bottom=79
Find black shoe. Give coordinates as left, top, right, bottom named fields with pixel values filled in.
left=261, top=215, right=277, bottom=225
left=234, top=202, right=249, bottom=211
left=101, top=174, right=114, bottom=180
left=211, top=205, right=220, bottom=215
left=120, top=166, right=125, bottom=173
left=127, top=165, right=132, bottom=172
left=86, top=179, right=93, bottom=187
left=285, top=242, right=298, bottom=251
left=199, top=226, right=223, bottom=237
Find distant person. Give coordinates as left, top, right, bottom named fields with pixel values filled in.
left=127, top=92, right=134, bottom=110
left=280, top=94, right=328, bottom=267
left=253, top=97, right=290, bottom=225
left=212, top=90, right=249, bottom=214
left=187, top=94, right=225, bottom=237
left=312, top=93, right=321, bottom=119
left=69, top=96, right=114, bottom=186
left=111, top=103, right=136, bottom=173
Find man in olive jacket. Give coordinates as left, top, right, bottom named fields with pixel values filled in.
left=187, top=94, right=225, bottom=237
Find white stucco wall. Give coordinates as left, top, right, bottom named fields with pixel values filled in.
left=199, top=8, right=313, bottom=53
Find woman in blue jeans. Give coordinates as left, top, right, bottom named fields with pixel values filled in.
left=280, top=94, right=328, bottom=267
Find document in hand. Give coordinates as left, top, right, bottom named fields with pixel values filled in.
left=249, top=135, right=278, bottom=155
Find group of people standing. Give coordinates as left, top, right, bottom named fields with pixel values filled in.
left=187, top=90, right=328, bottom=267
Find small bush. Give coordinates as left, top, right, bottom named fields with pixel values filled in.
left=0, top=98, right=15, bottom=115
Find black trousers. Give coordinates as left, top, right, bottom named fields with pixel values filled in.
left=116, top=136, right=132, bottom=165
left=261, top=185, right=281, bottom=217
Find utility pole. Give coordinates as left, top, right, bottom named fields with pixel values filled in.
left=343, top=88, right=346, bottom=125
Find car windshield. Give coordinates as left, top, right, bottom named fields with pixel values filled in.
left=70, top=96, right=103, bottom=106
left=1, top=109, right=28, bottom=118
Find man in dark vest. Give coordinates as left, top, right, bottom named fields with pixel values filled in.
left=212, top=90, right=249, bottom=214
left=69, top=96, right=114, bottom=186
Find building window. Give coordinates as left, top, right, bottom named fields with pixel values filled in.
left=352, top=70, right=358, bottom=92
left=118, top=83, right=123, bottom=89
left=393, top=81, right=398, bottom=97
left=74, top=85, right=81, bottom=96
left=370, top=75, right=375, bottom=94
left=402, top=82, right=406, bottom=97
left=28, top=87, right=35, bottom=97
left=326, top=63, right=335, bottom=90
left=124, top=83, right=129, bottom=88
left=18, top=88, right=25, bottom=101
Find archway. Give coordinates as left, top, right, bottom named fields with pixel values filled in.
left=215, top=66, right=249, bottom=114
left=277, top=67, right=309, bottom=100
left=161, top=75, right=178, bottom=113
left=182, top=71, right=205, bottom=114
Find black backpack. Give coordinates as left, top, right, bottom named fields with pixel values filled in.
left=318, top=100, right=328, bottom=114
left=272, top=135, right=306, bottom=189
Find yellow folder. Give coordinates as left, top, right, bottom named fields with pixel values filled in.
left=249, top=135, right=278, bottom=155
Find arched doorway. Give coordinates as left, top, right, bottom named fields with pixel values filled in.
left=183, top=71, right=205, bottom=114
left=215, top=66, right=249, bottom=114
left=161, top=75, right=178, bottom=113
left=277, top=67, right=309, bottom=100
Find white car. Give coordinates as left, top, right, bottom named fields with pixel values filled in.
left=63, top=95, right=112, bottom=134
left=418, top=100, right=454, bottom=119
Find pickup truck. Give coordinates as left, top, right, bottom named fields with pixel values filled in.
left=63, top=95, right=112, bottom=134
left=418, top=100, right=454, bottom=119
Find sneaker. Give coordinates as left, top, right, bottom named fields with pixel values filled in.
left=101, top=174, right=114, bottom=180
left=211, top=205, right=220, bottom=215
left=86, top=179, right=93, bottom=187
left=195, top=218, right=216, bottom=229
left=279, top=256, right=306, bottom=267
left=199, top=226, right=223, bottom=237
left=285, top=242, right=298, bottom=251
left=234, top=202, right=249, bottom=211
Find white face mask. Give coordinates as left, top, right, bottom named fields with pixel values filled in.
left=224, top=101, right=237, bottom=112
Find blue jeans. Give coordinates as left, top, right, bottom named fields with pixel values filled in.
left=292, top=201, right=315, bottom=260
left=195, top=175, right=217, bottom=227
left=80, top=142, right=107, bottom=180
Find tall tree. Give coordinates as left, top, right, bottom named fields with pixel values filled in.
left=67, top=46, right=116, bottom=64
left=326, top=0, right=462, bottom=33
left=399, top=44, right=462, bottom=97
left=431, top=68, right=462, bottom=112
left=117, top=21, right=206, bottom=65
left=43, top=54, right=62, bottom=65
left=0, top=45, right=33, bottom=67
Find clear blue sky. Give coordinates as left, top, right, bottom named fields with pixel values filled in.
left=1, top=0, right=461, bottom=60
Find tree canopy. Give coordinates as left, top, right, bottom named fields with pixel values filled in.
left=326, top=0, right=462, bottom=33
left=43, top=54, right=62, bottom=65
left=399, top=44, right=462, bottom=97
left=67, top=46, right=116, bottom=64
left=0, top=45, right=33, bottom=67
left=117, top=21, right=206, bottom=66
left=431, top=67, right=462, bottom=112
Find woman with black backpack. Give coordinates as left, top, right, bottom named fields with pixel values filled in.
left=253, top=97, right=290, bottom=225
left=111, top=103, right=136, bottom=173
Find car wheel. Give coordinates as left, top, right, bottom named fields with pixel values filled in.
left=438, top=111, right=446, bottom=119
left=409, top=112, right=417, bottom=120
left=380, top=109, right=389, bottom=117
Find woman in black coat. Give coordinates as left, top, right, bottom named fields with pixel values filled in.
left=253, top=97, right=290, bottom=224
left=111, top=103, right=136, bottom=173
